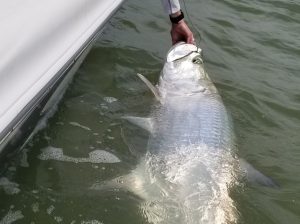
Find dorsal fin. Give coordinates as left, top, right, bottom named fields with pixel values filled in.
left=137, top=73, right=161, bottom=102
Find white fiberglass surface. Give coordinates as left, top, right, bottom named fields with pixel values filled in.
left=0, top=0, right=123, bottom=134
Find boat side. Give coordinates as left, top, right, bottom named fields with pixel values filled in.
left=0, top=0, right=124, bottom=165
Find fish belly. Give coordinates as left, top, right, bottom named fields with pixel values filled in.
left=143, top=94, right=238, bottom=224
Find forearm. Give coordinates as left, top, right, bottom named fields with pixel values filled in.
left=161, top=0, right=181, bottom=14
left=161, top=0, right=195, bottom=45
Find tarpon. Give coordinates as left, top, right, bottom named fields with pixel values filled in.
left=92, top=43, right=277, bottom=224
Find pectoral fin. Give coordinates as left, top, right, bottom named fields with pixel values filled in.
left=123, top=116, right=154, bottom=133
left=239, top=159, right=279, bottom=188
left=90, top=161, right=153, bottom=200
left=90, top=174, right=135, bottom=193
left=137, top=73, right=161, bottom=102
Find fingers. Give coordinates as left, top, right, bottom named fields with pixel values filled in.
left=170, top=21, right=196, bottom=45
left=172, top=32, right=195, bottom=45
left=186, top=34, right=195, bottom=45
left=184, top=25, right=195, bottom=45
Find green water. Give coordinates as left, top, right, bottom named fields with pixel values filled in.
left=1, top=0, right=300, bottom=223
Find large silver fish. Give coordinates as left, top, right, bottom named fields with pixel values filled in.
left=123, top=43, right=237, bottom=223
left=94, top=43, right=276, bottom=223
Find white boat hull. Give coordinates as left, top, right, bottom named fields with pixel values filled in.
left=0, top=0, right=124, bottom=163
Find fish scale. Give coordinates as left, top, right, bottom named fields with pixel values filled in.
left=149, top=95, right=232, bottom=152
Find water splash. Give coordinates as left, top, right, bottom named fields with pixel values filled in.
left=103, top=96, right=118, bottom=103
left=0, top=178, right=20, bottom=195
left=46, top=205, right=55, bottom=215
left=0, top=209, right=24, bottom=224
left=81, top=220, right=103, bottom=224
left=31, top=203, right=39, bottom=213
left=38, top=146, right=120, bottom=164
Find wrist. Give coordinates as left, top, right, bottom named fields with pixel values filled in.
left=172, top=19, right=184, bottom=27
left=169, top=10, right=184, bottom=24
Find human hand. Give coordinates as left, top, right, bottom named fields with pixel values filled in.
left=171, top=20, right=195, bottom=45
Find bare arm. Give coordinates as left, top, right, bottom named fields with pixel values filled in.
left=161, top=0, right=195, bottom=45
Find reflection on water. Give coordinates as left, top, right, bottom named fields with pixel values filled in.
left=1, top=0, right=300, bottom=223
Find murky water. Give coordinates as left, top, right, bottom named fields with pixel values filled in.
left=1, top=0, right=300, bottom=223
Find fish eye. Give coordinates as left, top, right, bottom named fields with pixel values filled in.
left=192, top=56, right=203, bottom=64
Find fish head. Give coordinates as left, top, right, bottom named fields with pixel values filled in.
left=159, top=42, right=214, bottom=96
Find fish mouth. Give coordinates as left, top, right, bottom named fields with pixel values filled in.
left=167, top=42, right=202, bottom=62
